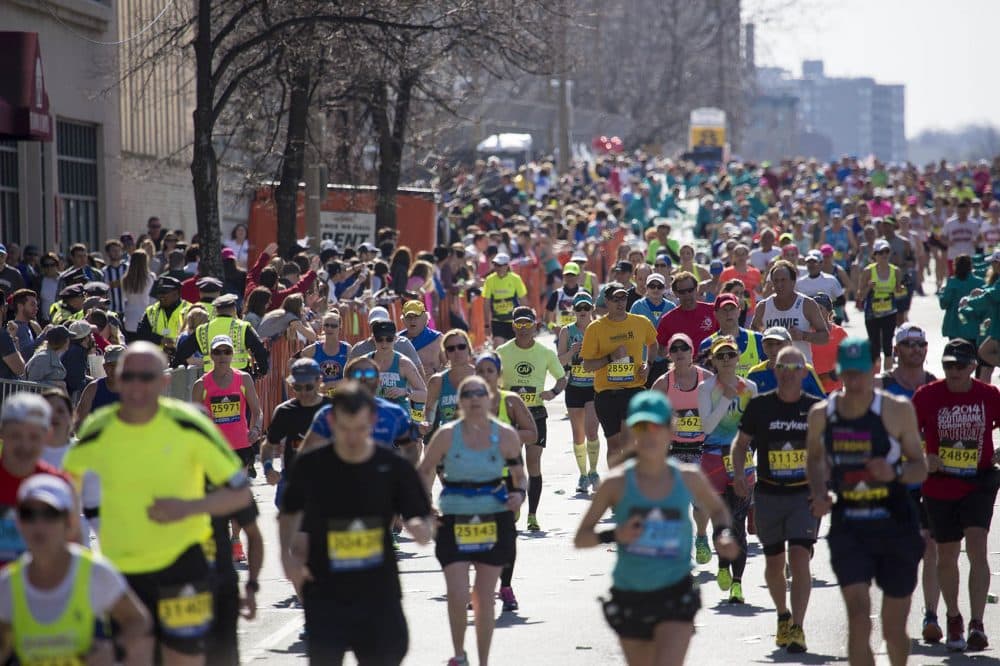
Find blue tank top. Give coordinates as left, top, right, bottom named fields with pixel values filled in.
left=878, top=372, right=936, bottom=490
left=370, top=351, right=409, bottom=411
left=313, top=341, right=350, bottom=386
left=92, top=377, right=120, bottom=410
left=612, top=460, right=693, bottom=591
left=435, top=370, right=460, bottom=427
left=439, top=420, right=506, bottom=515
left=825, top=226, right=850, bottom=265
left=407, top=327, right=442, bottom=352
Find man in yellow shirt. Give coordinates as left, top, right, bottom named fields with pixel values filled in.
left=482, top=253, right=527, bottom=346
left=581, top=282, right=658, bottom=464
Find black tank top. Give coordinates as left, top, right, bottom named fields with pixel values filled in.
left=823, top=390, right=915, bottom=532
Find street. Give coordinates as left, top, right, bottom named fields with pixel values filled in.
left=236, top=288, right=1000, bottom=665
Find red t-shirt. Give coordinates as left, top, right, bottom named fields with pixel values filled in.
left=914, top=379, right=1000, bottom=500
left=656, top=302, right=719, bottom=351
left=718, top=266, right=763, bottom=309
left=0, top=460, right=72, bottom=566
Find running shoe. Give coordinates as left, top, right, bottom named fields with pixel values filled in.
left=527, top=514, right=540, bottom=532
left=247, top=462, right=257, bottom=479
left=946, top=613, right=966, bottom=652
left=447, top=654, right=469, bottom=666
left=588, top=471, right=601, bottom=490
left=786, top=624, right=807, bottom=653
left=694, top=536, right=712, bottom=565
left=499, top=586, right=519, bottom=612
left=922, top=611, right=943, bottom=643
left=576, top=475, right=589, bottom=493
left=967, top=619, right=988, bottom=652
left=716, top=568, right=732, bottom=591
left=728, top=581, right=744, bottom=604
left=392, top=532, right=400, bottom=552
left=232, top=539, right=246, bottom=563
left=775, top=612, right=792, bottom=647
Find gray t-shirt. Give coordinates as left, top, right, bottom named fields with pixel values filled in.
left=347, top=335, right=424, bottom=374
left=25, top=347, right=66, bottom=384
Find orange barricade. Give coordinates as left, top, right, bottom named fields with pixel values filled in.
left=255, top=334, right=303, bottom=429
left=513, top=260, right=545, bottom=316
left=467, top=295, right=487, bottom=349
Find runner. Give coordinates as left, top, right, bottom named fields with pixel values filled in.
left=496, top=306, right=567, bottom=531
left=0, top=474, right=153, bottom=665
left=655, top=271, right=718, bottom=352
left=557, top=293, right=601, bottom=493
left=368, top=319, right=427, bottom=466
left=913, top=338, right=1000, bottom=652
left=482, top=253, right=527, bottom=346
left=74, top=344, right=124, bottom=429
left=857, top=239, right=903, bottom=372
left=545, top=261, right=585, bottom=334
left=698, top=294, right=765, bottom=377
left=651, top=333, right=713, bottom=564
left=751, top=260, right=829, bottom=363
left=474, top=351, right=537, bottom=612
left=747, top=327, right=826, bottom=396
left=399, top=300, right=444, bottom=382
left=299, top=310, right=351, bottom=394
left=346, top=307, right=424, bottom=372
left=806, top=337, right=927, bottom=666
left=279, top=383, right=434, bottom=665
left=423, top=330, right=476, bottom=436
left=418, top=375, right=526, bottom=666
left=582, top=282, right=659, bottom=467
left=698, top=336, right=758, bottom=603
left=629, top=273, right=675, bottom=386
left=574, top=390, right=738, bottom=666
left=732, top=346, right=821, bottom=653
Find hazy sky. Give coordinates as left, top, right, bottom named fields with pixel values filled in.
left=745, top=0, right=1000, bottom=137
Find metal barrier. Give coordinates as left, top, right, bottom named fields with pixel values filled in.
left=163, top=366, right=203, bottom=402
left=0, top=378, right=49, bottom=404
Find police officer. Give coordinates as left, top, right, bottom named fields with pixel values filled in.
left=49, top=284, right=86, bottom=325
left=173, top=293, right=269, bottom=375
left=194, top=277, right=223, bottom=318
left=134, top=276, right=191, bottom=354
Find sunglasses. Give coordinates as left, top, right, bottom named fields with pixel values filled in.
left=943, top=361, right=971, bottom=371
left=669, top=344, right=691, bottom=353
left=211, top=348, right=233, bottom=356
left=292, top=383, right=317, bottom=392
left=897, top=340, right=927, bottom=348
left=513, top=321, right=535, bottom=329
left=608, top=293, right=628, bottom=302
left=774, top=362, right=805, bottom=371
left=348, top=368, right=379, bottom=380
left=120, top=371, right=159, bottom=383
left=674, top=287, right=696, bottom=295
left=574, top=305, right=593, bottom=312
left=323, top=323, right=340, bottom=330
left=713, top=351, right=738, bottom=361
left=647, top=283, right=665, bottom=290
left=445, top=343, right=469, bottom=352
left=18, top=505, right=66, bottom=522
left=460, top=388, right=489, bottom=399
left=374, top=336, right=395, bottom=343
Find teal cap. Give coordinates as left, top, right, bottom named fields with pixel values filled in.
left=626, top=390, right=674, bottom=427
left=837, top=337, right=873, bottom=374
left=572, top=292, right=594, bottom=307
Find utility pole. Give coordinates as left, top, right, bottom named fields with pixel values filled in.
left=556, top=0, right=571, bottom=174
left=305, top=108, right=326, bottom=247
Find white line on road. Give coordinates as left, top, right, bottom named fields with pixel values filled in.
left=241, top=615, right=303, bottom=664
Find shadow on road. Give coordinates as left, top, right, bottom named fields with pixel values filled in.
left=908, top=637, right=1000, bottom=664
left=752, top=648, right=846, bottom=663
left=495, top=612, right=545, bottom=629
left=271, top=594, right=300, bottom=609
left=711, top=600, right=770, bottom=616
left=267, top=638, right=306, bottom=657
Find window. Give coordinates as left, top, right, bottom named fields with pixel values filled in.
left=0, top=141, right=18, bottom=244
left=57, top=120, right=99, bottom=249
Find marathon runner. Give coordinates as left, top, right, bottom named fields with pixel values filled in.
left=629, top=273, right=675, bottom=386
left=732, top=346, right=821, bottom=654
left=809, top=293, right=849, bottom=394
left=857, top=239, right=905, bottom=372
left=423, top=330, right=476, bottom=437
left=913, top=338, right=1000, bottom=652
left=368, top=318, right=427, bottom=465
left=544, top=261, right=585, bottom=334
left=418, top=375, right=525, bottom=666
left=399, top=300, right=444, bottom=381
left=482, top=253, right=527, bottom=346
left=279, top=383, right=433, bottom=665
left=751, top=260, right=830, bottom=363
left=347, top=307, right=424, bottom=373
left=496, top=306, right=566, bottom=531
left=299, top=310, right=351, bottom=394
left=698, top=293, right=765, bottom=377
left=655, top=271, right=718, bottom=352
left=558, top=293, right=601, bottom=494
left=574, top=390, right=738, bottom=666
left=747, top=326, right=827, bottom=396
left=806, top=337, right=927, bottom=666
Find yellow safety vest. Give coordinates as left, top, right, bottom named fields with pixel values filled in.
left=144, top=300, right=191, bottom=347
left=49, top=302, right=84, bottom=326
left=704, top=330, right=763, bottom=378
left=196, top=316, right=251, bottom=371
left=10, top=547, right=95, bottom=664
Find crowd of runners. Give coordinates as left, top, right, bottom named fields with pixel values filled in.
left=3, top=154, right=1000, bottom=665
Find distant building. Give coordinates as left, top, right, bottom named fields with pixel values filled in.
left=742, top=93, right=798, bottom=163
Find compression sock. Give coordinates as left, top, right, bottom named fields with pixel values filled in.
left=587, top=439, right=601, bottom=471
left=573, top=442, right=588, bottom=474
left=528, top=475, right=542, bottom=515
left=501, top=560, right=515, bottom=588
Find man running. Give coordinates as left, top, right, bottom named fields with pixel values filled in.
left=747, top=327, right=827, bottom=396
left=629, top=273, right=675, bottom=386
left=806, top=337, right=927, bottom=666
left=732, top=346, right=821, bottom=653
left=483, top=253, right=527, bottom=346
left=752, top=260, right=829, bottom=363
left=655, top=271, right=718, bottom=352
left=698, top=294, right=766, bottom=377
left=913, top=338, right=1000, bottom=651
left=399, top=300, right=443, bottom=381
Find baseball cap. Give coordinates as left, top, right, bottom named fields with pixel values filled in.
left=562, top=261, right=580, bottom=276
left=830, top=208, right=843, bottom=217
left=212, top=294, right=238, bottom=308
left=1, top=393, right=52, bottom=428
left=103, top=344, right=126, bottom=364
left=16, top=474, right=73, bottom=512
left=645, top=274, right=666, bottom=287
left=402, top=301, right=426, bottom=317
left=709, top=259, right=724, bottom=275
left=667, top=332, right=693, bottom=349
left=625, top=390, right=674, bottom=427
left=710, top=336, right=739, bottom=355
left=805, top=250, right=822, bottom=263
left=371, top=321, right=397, bottom=338
left=812, top=292, right=833, bottom=312
left=210, top=334, right=234, bottom=351
left=894, top=323, right=926, bottom=345
left=873, top=239, right=891, bottom=253
left=573, top=292, right=594, bottom=307
left=714, top=293, right=740, bottom=310
left=221, top=248, right=236, bottom=260
left=493, top=253, right=511, bottom=266
left=941, top=338, right=977, bottom=365
left=654, top=253, right=673, bottom=267
left=613, top=260, right=634, bottom=274
left=44, top=325, right=70, bottom=345
left=820, top=244, right=835, bottom=256
left=67, top=320, right=94, bottom=340
left=762, top=326, right=792, bottom=342
left=358, top=242, right=377, bottom=253
left=512, top=306, right=536, bottom=322
left=0, top=244, right=7, bottom=255
left=196, top=277, right=223, bottom=291
left=368, top=307, right=390, bottom=324
left=837, top=337, right=873, bottom=374
left=289, top=358, right=322, bottom=382
left=602, top=281, right=628, bottom=298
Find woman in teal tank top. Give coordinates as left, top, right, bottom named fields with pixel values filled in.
left=368, top=320, right=427, bottom=413
left=574, top=390, right=737, bottom=665
left=422, top=330, right=476, bottom=435
left=419, top=375, right=527, bottom=666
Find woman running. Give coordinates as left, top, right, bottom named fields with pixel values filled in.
left=575, top=390, right=737, bottom=666
left=423, top=330, right=477, bottom=435
left=300, top=310, right=351, bottom=394
left=857, top=238, right=902, bottom=372
left=419, top=375, right=526, bottom=666
left=475, top=351, right=537, bottom=612
left=557, top=292, right=601, bottom=493
left=697, top=336, right=757, bottom=603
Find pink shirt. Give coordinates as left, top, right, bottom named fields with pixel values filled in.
left=202, top=370, right=250, bottom=450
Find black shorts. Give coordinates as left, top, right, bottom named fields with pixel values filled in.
left=907, top=487, right=930, bottom=530
left=235, top=446, right=255, bottom=468
left=828, top=526, right=923, bottom=598
left=301, top=589, right=408, bottom=665
left=594, top=387, right=643, bottom=438
left=531, top=411, right=548, bottom=448
left=207, top=576, right=240, bottom=666
left=924, top=488, right=999, bottom=543
left=602, top=575, right=701, bottom=640
left=125, top=544, right=213, bottom=655
left=565, top=384, right=595, bottom=409
left=435, top=511, right=516, bottom=567
left=491, top=320, right=514, bottom=341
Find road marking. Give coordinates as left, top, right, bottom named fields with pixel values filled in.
left=241, top=615, right=303, bottom=664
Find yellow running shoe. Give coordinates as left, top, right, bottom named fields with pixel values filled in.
left=775, top=612, right=792, bottom=647
left=786, top=624, right=807, bottom=653
left=716, top=568, right=732, bottom=591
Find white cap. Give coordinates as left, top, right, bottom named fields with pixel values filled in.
left=493, top=253, right=511, bottom=266
left=17, top=473, right=74, bottom=512
left=895, top=323, right=926, bottom=345
left=368, top=307, right=390, bottom=324
left=1, top=392, right=52, bottom=428
left=873, top=239, right=891, bottom=253
left=210, top=334, right=234, bottom=350
left=805, top=250, right=823, bottom=262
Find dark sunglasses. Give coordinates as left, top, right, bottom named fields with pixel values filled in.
left=348, top=368, right=379, bottom=380
left=943, top=361, right=971, bottom=371
left=445, top=343, right=469, bottom=352
left=460, top=388, right=489, bottom=399
left=18, top=505, right=66, bottom=522
left=120, top=371, right=159, bottom=383
left=574, top=305, right=593, bottom=312
left=374, top=336, right=395, bottom=343
left=669, top=344, right=691, bottom=353
left=713, top=351, right=739, bottom=361
left=674, top=287, right=696, bottom=295
left=774, top=362, right=805, bottom=371
left=608, top=293, right=628, bottom=302
left=211, top=348, right=233, bottom=356
left=292, top=383, right=316, bottom=392
left=323, top=323, right=340, bottom=330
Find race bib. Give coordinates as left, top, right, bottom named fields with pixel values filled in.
left=453, top=515, right=498, bottom=553
left=328, top=517, right=385, bottom=570
left=607, top=360, right=635, bottom=383
left=768, top=448, right=806, bottom=479
left=571, top=364, right=595, bottom=382
left=723, top=451, right=756, bottom=479
left=939, top=441, right=979, bottom=477
left=493, top=299, right=514, bottom=315
left=626, top=514, right=683, bottom=559
left=675, top=413, right=702, bottom=436
left=209, top=394, right=241, bottom=424
left=157, top=583, right=213, bottom=638
left=872, top=296, right=892, bottom=314
left=410, top=403, right=425, bottom=422
left=514, top=385, right=540, bottom=407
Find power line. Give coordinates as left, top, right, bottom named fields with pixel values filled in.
left=43, top=0, right=177, bottom=46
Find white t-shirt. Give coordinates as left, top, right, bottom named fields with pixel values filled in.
left=122, top=273, right=156, bottom=333
left=0, top=544, right=126, bottom=624
left=943, top=217, right=981, bottom=260
left=980, top=220, right=1000, bottom=248
left=796, top=272, right=844, bottom=300
left=749, top=247, right=781, bottom=272
left=41, top=444, right=100, bottom=511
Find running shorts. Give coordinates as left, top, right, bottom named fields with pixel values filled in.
left=602, top=575, right=701, bottom=639
left=924, top=487, right=999, bottom=543
left=753, top=488, right=818, bottom=554
left=594, top=387, right=643, bottom=438
left=435, top=511, right=517, bottom=567
left=828, top=526, right=923, bottom=598
left=565, top=384, right=595, bottom=409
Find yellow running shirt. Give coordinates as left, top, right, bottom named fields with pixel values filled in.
left=482, top=272, right=527, bottom=321
left=496, top=340, right=566, bottom=410
left=580, top=313, right=658, bottom=392
left=63, top=397, right=244, bottom=574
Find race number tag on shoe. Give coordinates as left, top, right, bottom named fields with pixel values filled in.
left=453, top=514, right=498, bottom=552
left=939, top=440, right=979, bottom=477
left=327, top=517, right=385, bottom=570
left=157, top=582, right=213, bottom=638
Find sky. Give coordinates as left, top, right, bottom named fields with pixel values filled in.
left=744, top=0, right=1000, bottom=137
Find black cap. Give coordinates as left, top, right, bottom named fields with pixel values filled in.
left=154, top=276, right=182, bottom=294
left=83, top=281, right=110, bottom=295
left=512, top=306, right=536, bottom=322
left=942, top=338, right=977, bottom=364
left=44, top=325, right=70, bottom=345
left=371, top=321, right=397, bottom=338
left=812, top=292, right=833, bottom=311
left=60, top=268, right=88, bottom=286
left=602, top=281, right=628, bottom=298
left=196, top=277, right=223, bottom=291
left=613, top=260, right=634, bottom=274
left=58, top=284, right=85, bottom=299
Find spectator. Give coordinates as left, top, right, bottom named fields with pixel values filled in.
left=121, top=250, right=156, bottom=341
left=244, top=287, right=271, bottom=331
left=224, top=223, right=250, bottom=268
left=62, top=320, right=95, bottom=399
left=175, top=306, right=210, bottom=367
left=256, top=293, right=317, bottom=343
left=245, top=242, right=317, bottom=309
left=35, top=252, right=61, bottom=321
left=0, top=244, right=25, bottom=294
left=389, top=246, right=412, bottom=294
left=25, top=326, right=69, bottom=387
left=146, top=215, right=164, bottom=249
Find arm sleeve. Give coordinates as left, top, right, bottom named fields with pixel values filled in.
left=394, top=458, right=432, bottom=520
left=244, top=326, right=270, bottom=375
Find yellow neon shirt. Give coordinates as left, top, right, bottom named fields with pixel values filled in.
left=482, top=272, right=527, bottom=321
left=580, top=313, right=658, bottom=392
left=496, top=340, right=566, bottom=408
left=63, top=397, right=243, bottom=574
